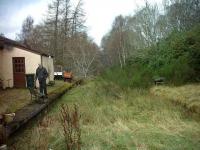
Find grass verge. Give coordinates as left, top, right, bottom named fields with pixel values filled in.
left=10, top=78, right=200, bottom=150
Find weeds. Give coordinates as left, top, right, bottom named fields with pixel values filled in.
left=32, top=115, right=52, bottom=150
left=60, top=104, right=81, bottom=150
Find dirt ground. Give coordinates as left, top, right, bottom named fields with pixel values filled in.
left=0, top=80, right=66, bottom=114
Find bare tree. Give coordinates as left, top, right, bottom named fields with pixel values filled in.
left=69, top=33, right=99, bottom=77
left=101, top=15, right=130, bottom=68
left=165, top=0, right=200, bottom=31
left=45, top=0, right=62, bottom=63
left=60, top=0, right=72, bottom=66
left=71, top=0, right=86, bottom=36
left=16, top=0, right=101, bottom=77
left=17, top=16, right=34, bottom=46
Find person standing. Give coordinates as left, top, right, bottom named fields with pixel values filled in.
left=35, top=64, right=48, bottom=98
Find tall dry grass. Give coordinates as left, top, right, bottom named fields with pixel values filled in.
left=9, top=78, right=200, bottom=149
left=150, top=84, right=200, bottom=114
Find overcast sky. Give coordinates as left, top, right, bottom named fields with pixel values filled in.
left=0, top=0, right=162, bottom=45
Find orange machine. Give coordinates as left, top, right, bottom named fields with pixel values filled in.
left=63, top=71, right=73, bottom=82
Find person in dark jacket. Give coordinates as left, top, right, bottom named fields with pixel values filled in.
left=35, top=64, right=48, bottom=98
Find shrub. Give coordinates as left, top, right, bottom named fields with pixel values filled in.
left=101, top=64, right=153, bottom=88
left=158, top=56, right=195, bottom=85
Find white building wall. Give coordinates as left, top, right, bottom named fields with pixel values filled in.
left=1, top=47, right=41, bottom=88
left=42, top=56, right=54, bottom=83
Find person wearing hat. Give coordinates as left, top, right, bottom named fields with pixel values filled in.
left=35, top=64, right=48, bottom=98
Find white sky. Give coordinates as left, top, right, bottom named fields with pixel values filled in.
left=0, top=0, right=163, bottom=46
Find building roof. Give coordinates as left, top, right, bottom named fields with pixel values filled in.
left=0, top=36, right=52, bottom=57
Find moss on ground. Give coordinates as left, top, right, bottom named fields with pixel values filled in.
left=0, top=81, right=68, bottom=114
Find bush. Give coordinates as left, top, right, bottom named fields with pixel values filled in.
left=101, top=65, right=153, bottom=88
left=158, top=56, right=195, bottom=85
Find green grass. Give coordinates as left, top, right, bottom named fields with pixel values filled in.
left=11, top=78, right=200, bottom=149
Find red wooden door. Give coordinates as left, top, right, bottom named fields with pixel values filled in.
left=13, top=57, right=26, bottom=88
